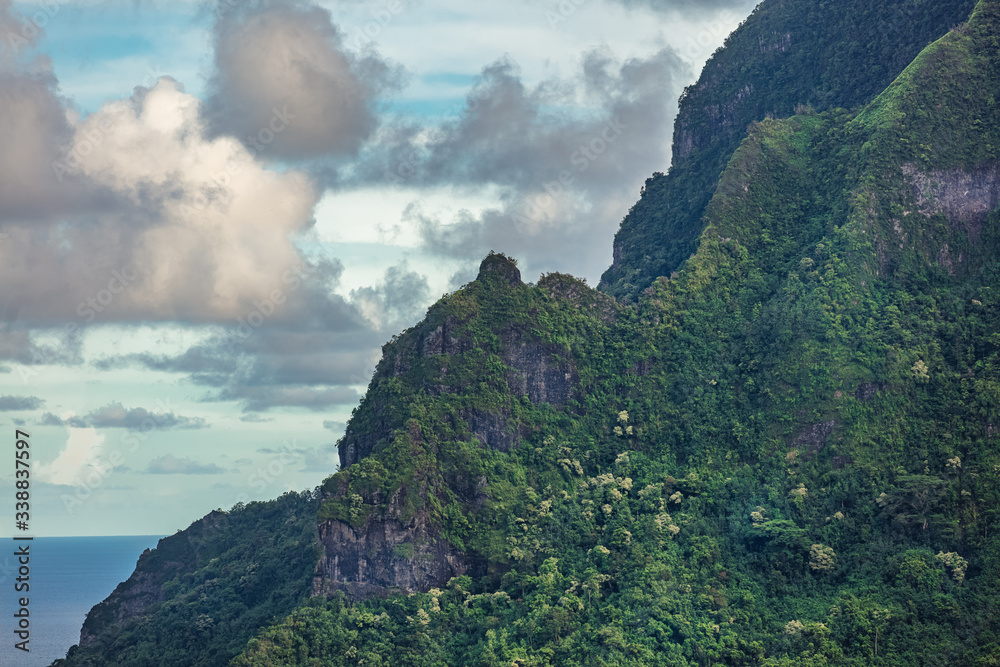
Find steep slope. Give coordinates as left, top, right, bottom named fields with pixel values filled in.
left=600, top=0, right=978, bottom=300
left=230, top=2, right=1000, bottom=664
left=61, top=1, right=1000, bottom=665
left=313, top=255, right=623, bottom=600
left=54, top=492, right=319, bottom=666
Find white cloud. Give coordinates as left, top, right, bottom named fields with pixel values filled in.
left=34, top=423, right=106, bottom=487
left=0, top=77, right=321, bottom=324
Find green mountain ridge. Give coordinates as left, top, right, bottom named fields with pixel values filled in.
left=57, top=0, right=1000, bottom=665
left=600, top=0, right=979, bottom=300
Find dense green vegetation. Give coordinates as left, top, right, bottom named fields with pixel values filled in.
left=55, top=491, right=320, bottom=666
left=60, top=0, right=1000, bottom=665
left=231, top=2, right=1000, bottom=664
left=601, top=0, right=978, bottom=300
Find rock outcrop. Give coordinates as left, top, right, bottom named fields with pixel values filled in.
left=903, top=162, right=1000, bottom=240
left=339, top=254, right=580, bottom=469
left=312, top=500, right=479, bottom=600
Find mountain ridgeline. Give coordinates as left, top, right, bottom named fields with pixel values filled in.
left=58, top=0, right=1000, bottom=665
left=600, top=0, right=979, bottom=300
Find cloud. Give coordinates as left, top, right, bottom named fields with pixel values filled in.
left=39, top=412, right=65, bottom=426
left=0, top=322, right=83, bottom=367
left=257, top=440, right=338, bottom=472
left=299, top=441, right=338, bottom=472
left=92, top=261, right=415, bottom=412
left=351, top=46, right=688, bottom=282
left=322, top=420, right=346, bottom=432
left=145, top=454, right=226, bottom=475
left=0, top=395, right=44, bottom=411
left=605, top=0, right=756, bottom=14
left=204, top=0, right=402, bottom=160
left=0, top=5, right=322, bottom=326
left=34, top=426, right=106, bottom=486
left=40, top=402, right=208, bottom=430
left=239, top=413, right=273, bottom=423
left=219, top=386, right=361, bottom=413
left=97, top=323, right=374, bottom=412
left=350, top=261, right=431, bottom=331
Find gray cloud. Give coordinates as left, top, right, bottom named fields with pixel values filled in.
left=299, top=442, right=339, bottom=472
left=353, top=46, right=688, bottom=282
left=604, top=0, right=756, bottom=14
left=145, top=454, right=226, bottom=475
left=204, top=0, right=403, bottom=160
left=40, top=403, right=208, bottom=430
left=0, top=2, right=109, bottom=225
left=0, top=68, right=98, bottom=223
left=239, top=413, right=274, bottom=423
left=0, top=317, right=84, bottom=369
left=322, top=420, right=346, bottom=432
left=95, top=322, right=375, bottom=413
left=0, top=0, right=324, bottom=328
left=218, top=386, right=361, bottom=413
left=38, top=412, right=63, bottom=426
left=0, top=76, right=322, bottom=326
left=96, top=324, right=374, bottom=412
left=350, top=261, right=431, bottom=331
left=0, top=395, right=44, bottom=411
left=92, top=260, right=427, bottom=412
left=256, top=440, right=338, bottom=473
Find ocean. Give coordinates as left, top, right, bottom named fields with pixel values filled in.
left=0, top=535, right=164, bottom=667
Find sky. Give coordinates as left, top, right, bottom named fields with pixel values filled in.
left=0, top=0, right=758, bottom=537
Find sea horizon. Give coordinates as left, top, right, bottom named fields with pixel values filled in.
left=0, top=535, right=166, bottom=666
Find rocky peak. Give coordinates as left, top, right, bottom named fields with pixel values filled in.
left=476, top=252, right=522, bottom=287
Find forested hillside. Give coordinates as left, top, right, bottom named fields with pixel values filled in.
left=600, top=0, right=978, bottom=300
left=58, top=0, right=1000, bottom=665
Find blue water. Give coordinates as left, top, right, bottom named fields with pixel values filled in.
left=0, top=535, right=164, bottom=666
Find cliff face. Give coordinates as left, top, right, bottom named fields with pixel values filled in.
left=79, top=557, right=170, bottom=648
left=600, top=0, right=978, bottom=300
left=312, top=485, right=482, bottom=600
left=339, top=254, right=586, bottom=470
left=315, top=258, right=584, bottom=599
left=317, top=255, right=620, bottom=600
left=77, top=512, right=227, bottom=648
left=903, top=162, right=1000, bottom=240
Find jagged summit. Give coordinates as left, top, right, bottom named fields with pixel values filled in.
left=476, top=251, right=522, bottom=287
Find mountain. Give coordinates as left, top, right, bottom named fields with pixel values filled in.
left=600, top=0, right=979, bottom=300
left=57, top=0, right=1000, bottom=665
